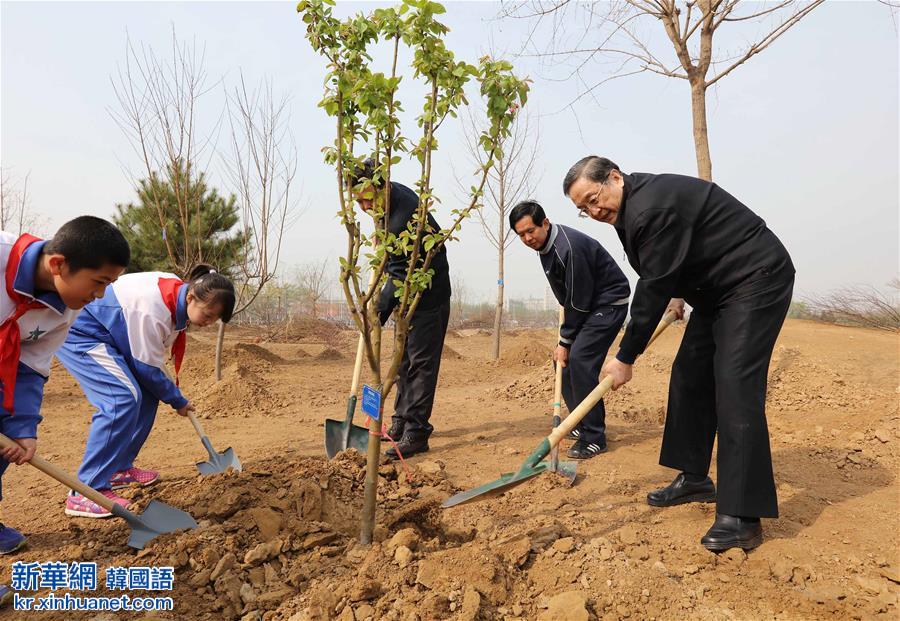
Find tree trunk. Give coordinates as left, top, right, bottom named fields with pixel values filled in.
left=492, top=243, right=504, bottom=361
left=689, top=78, right=713, bottom=181
left=214, top=320, right=225, bottom=381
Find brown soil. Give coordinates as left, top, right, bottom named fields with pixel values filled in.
left=0, top=319, right=897, bottom=620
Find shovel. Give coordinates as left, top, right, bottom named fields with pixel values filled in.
left=0, top=433, right=197, bottom=549
left=442, top=311, right=676, bottom=508
left=324, top=333, right=369, bottom=459
left=186, top=411, right=242, bottom=475
left=550, top=307, right=577, bottom=483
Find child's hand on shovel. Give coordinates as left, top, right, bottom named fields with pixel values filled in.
left=175, top=403, right=195, bottom=417
left=1, top=437, right=36, bottom=465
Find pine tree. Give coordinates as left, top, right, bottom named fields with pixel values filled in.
left=113, top=160, right=245, bottom=277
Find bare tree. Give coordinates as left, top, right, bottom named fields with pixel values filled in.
left=507, top=0, right=824, bottom=180
left=296, top=258, right=330, bottom=318
left=218, top=74, right=298, bottom=378
left=457, top=108, right=540, bottom=358
left=1, top=168, right=46, bottom=236
left=451, top=273, right=469, bottom=328
left=110, top=29, right=221, bottom=274
left=805, top=279, right=900, bottom=332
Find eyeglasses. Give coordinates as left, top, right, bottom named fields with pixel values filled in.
left=576, top=184, right=605, bottom=218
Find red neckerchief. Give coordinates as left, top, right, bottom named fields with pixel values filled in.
left=1, top=234, right=45, bottom=414
left=157, top=277, right=186, bottom=386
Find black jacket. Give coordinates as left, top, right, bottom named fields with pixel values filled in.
left=615, top=172, right=794, bottom=364
left=539, top=223, right=630, bottom=347
left=377, top=182, right=451, bottom=324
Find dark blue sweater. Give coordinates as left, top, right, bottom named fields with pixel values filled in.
left=539, top=223, right=631, bottom=347
left=377, top=182, right=451, bottom=324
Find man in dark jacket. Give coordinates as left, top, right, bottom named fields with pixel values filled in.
left=563, top=156, right=795, bottom=552
left=352, top=162, right=451, bottom=459
left=510, top=200, right=630, bottom=458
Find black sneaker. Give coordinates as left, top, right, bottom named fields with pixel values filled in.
left=566, top=428, right=581, bottom=442
left=566, top=440, right=607, bottom=459
left=386, top=434, right=429, bottom=460
left=386, top=418, right=406, bottom=441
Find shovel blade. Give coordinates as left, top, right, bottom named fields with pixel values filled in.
left=551, top=460, right=578, bottom=486
left=441, top=461, right=551, bottom=508
left=113, top=500, right=198, bottom=550
left=196, top=447, right=242, bottom=476
left=324, top=418, right=369, bottom=459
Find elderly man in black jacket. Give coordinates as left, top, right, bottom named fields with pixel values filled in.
left=563, top=155, right=795, bottom=552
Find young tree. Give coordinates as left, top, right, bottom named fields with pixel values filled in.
left=450, top=272, right=468, bottom=327
left=219, top=75, right=298, bottom=378
left=506, top=0, right=824, bottom=180
left=112, top=30, right=296, bottom=380
left=298, top=0, right=529, bottom=544
left=110, top=29, right=222, bottom=274
left=112, top=163, right=245, bottom=274
left=1, top=168, right=45, bottom=236
left=296, top=258, right=331, bottom=318
left=458, top=108, right=540, bottom=357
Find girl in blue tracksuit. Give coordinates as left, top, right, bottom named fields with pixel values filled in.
left=56, top=265, right=234, bottom=518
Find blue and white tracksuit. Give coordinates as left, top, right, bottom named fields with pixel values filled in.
left=0, top=232, right=80, bottom=500
left=56, top=272, right=188, bottom=490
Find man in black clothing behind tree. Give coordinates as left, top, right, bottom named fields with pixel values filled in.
left=350, top=160, right=451, bottom=459
left=510, top=200, right=630, bottom=458
left=563, top=156, right=795, bottom=552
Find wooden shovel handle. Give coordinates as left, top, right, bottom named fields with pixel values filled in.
left=0, top=433, right=115, bottom=512
left=348, top=267, right=380, bottom=397
left=349, top=334, right=366, bottom=397
left=553, top=307, right=565, bottom=417
left=548, top=311, right=677, bottom=448
left=186, top=410, right=207, bottom=440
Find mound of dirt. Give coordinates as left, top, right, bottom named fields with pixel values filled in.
left=316, top=347, right=344, bottom=361
left=234, top=342, right=286, bottom=365
left=441, top=344, right=462, bottom=360
left=766, top=345, right=883, bottom=410
left=275, top=316, right=347, bottom=348
left=13, top=453, right=514, bottom=621
left=193, top=362, right=273, bottom=418
left=494, top=365, right=554, bottom=403
left=501, top=341, right=553, bottom=367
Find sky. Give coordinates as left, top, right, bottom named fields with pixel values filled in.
left=2, top=1, right=898, bottom=303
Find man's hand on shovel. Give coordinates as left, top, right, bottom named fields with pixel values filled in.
left=666, top=298, right=686, bottom=320
left=553, top=345, right=569, bottom=368
left=175, top=402, right=195, bottom=417
left=602, top=358, right=632, bottom=390
left=603, top=302, right=683, bottom=390
left=1, top=437, right=36, bottom=465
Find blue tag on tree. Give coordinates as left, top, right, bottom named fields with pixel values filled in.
left=361, top=385, right=381, bottom=421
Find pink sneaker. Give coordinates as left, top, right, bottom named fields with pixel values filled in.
left=110, top=467, right=160, bottom=489
left=65, top=490, right=130, bottom=519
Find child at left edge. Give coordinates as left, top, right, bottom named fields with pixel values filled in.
left=0, top=217, right=130, bottom=558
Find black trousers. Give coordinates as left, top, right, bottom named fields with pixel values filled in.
left=561, top=304, right=627, bottom=445
left=661, top=273, right=794, bottom=518
left=392, top=300, right=451, bottom=439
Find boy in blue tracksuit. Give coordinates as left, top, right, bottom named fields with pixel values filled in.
left=56, top=265, right=235, bottom=518
left=0, top=217, right=129, bottom=604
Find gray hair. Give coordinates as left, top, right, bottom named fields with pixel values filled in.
left=562, top=156, right=620, bottom=196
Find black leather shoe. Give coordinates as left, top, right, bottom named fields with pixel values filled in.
left=385, top=434, right=429, bottom=459
left=566, top=439, right=607, bottom=459
left=567, top=428, right=581, bottom=441
left=701, top=513, right=763, bottom=551
left=386, top=418, right=406, bottom=441
left=646, top=473, right=716, bottom=507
